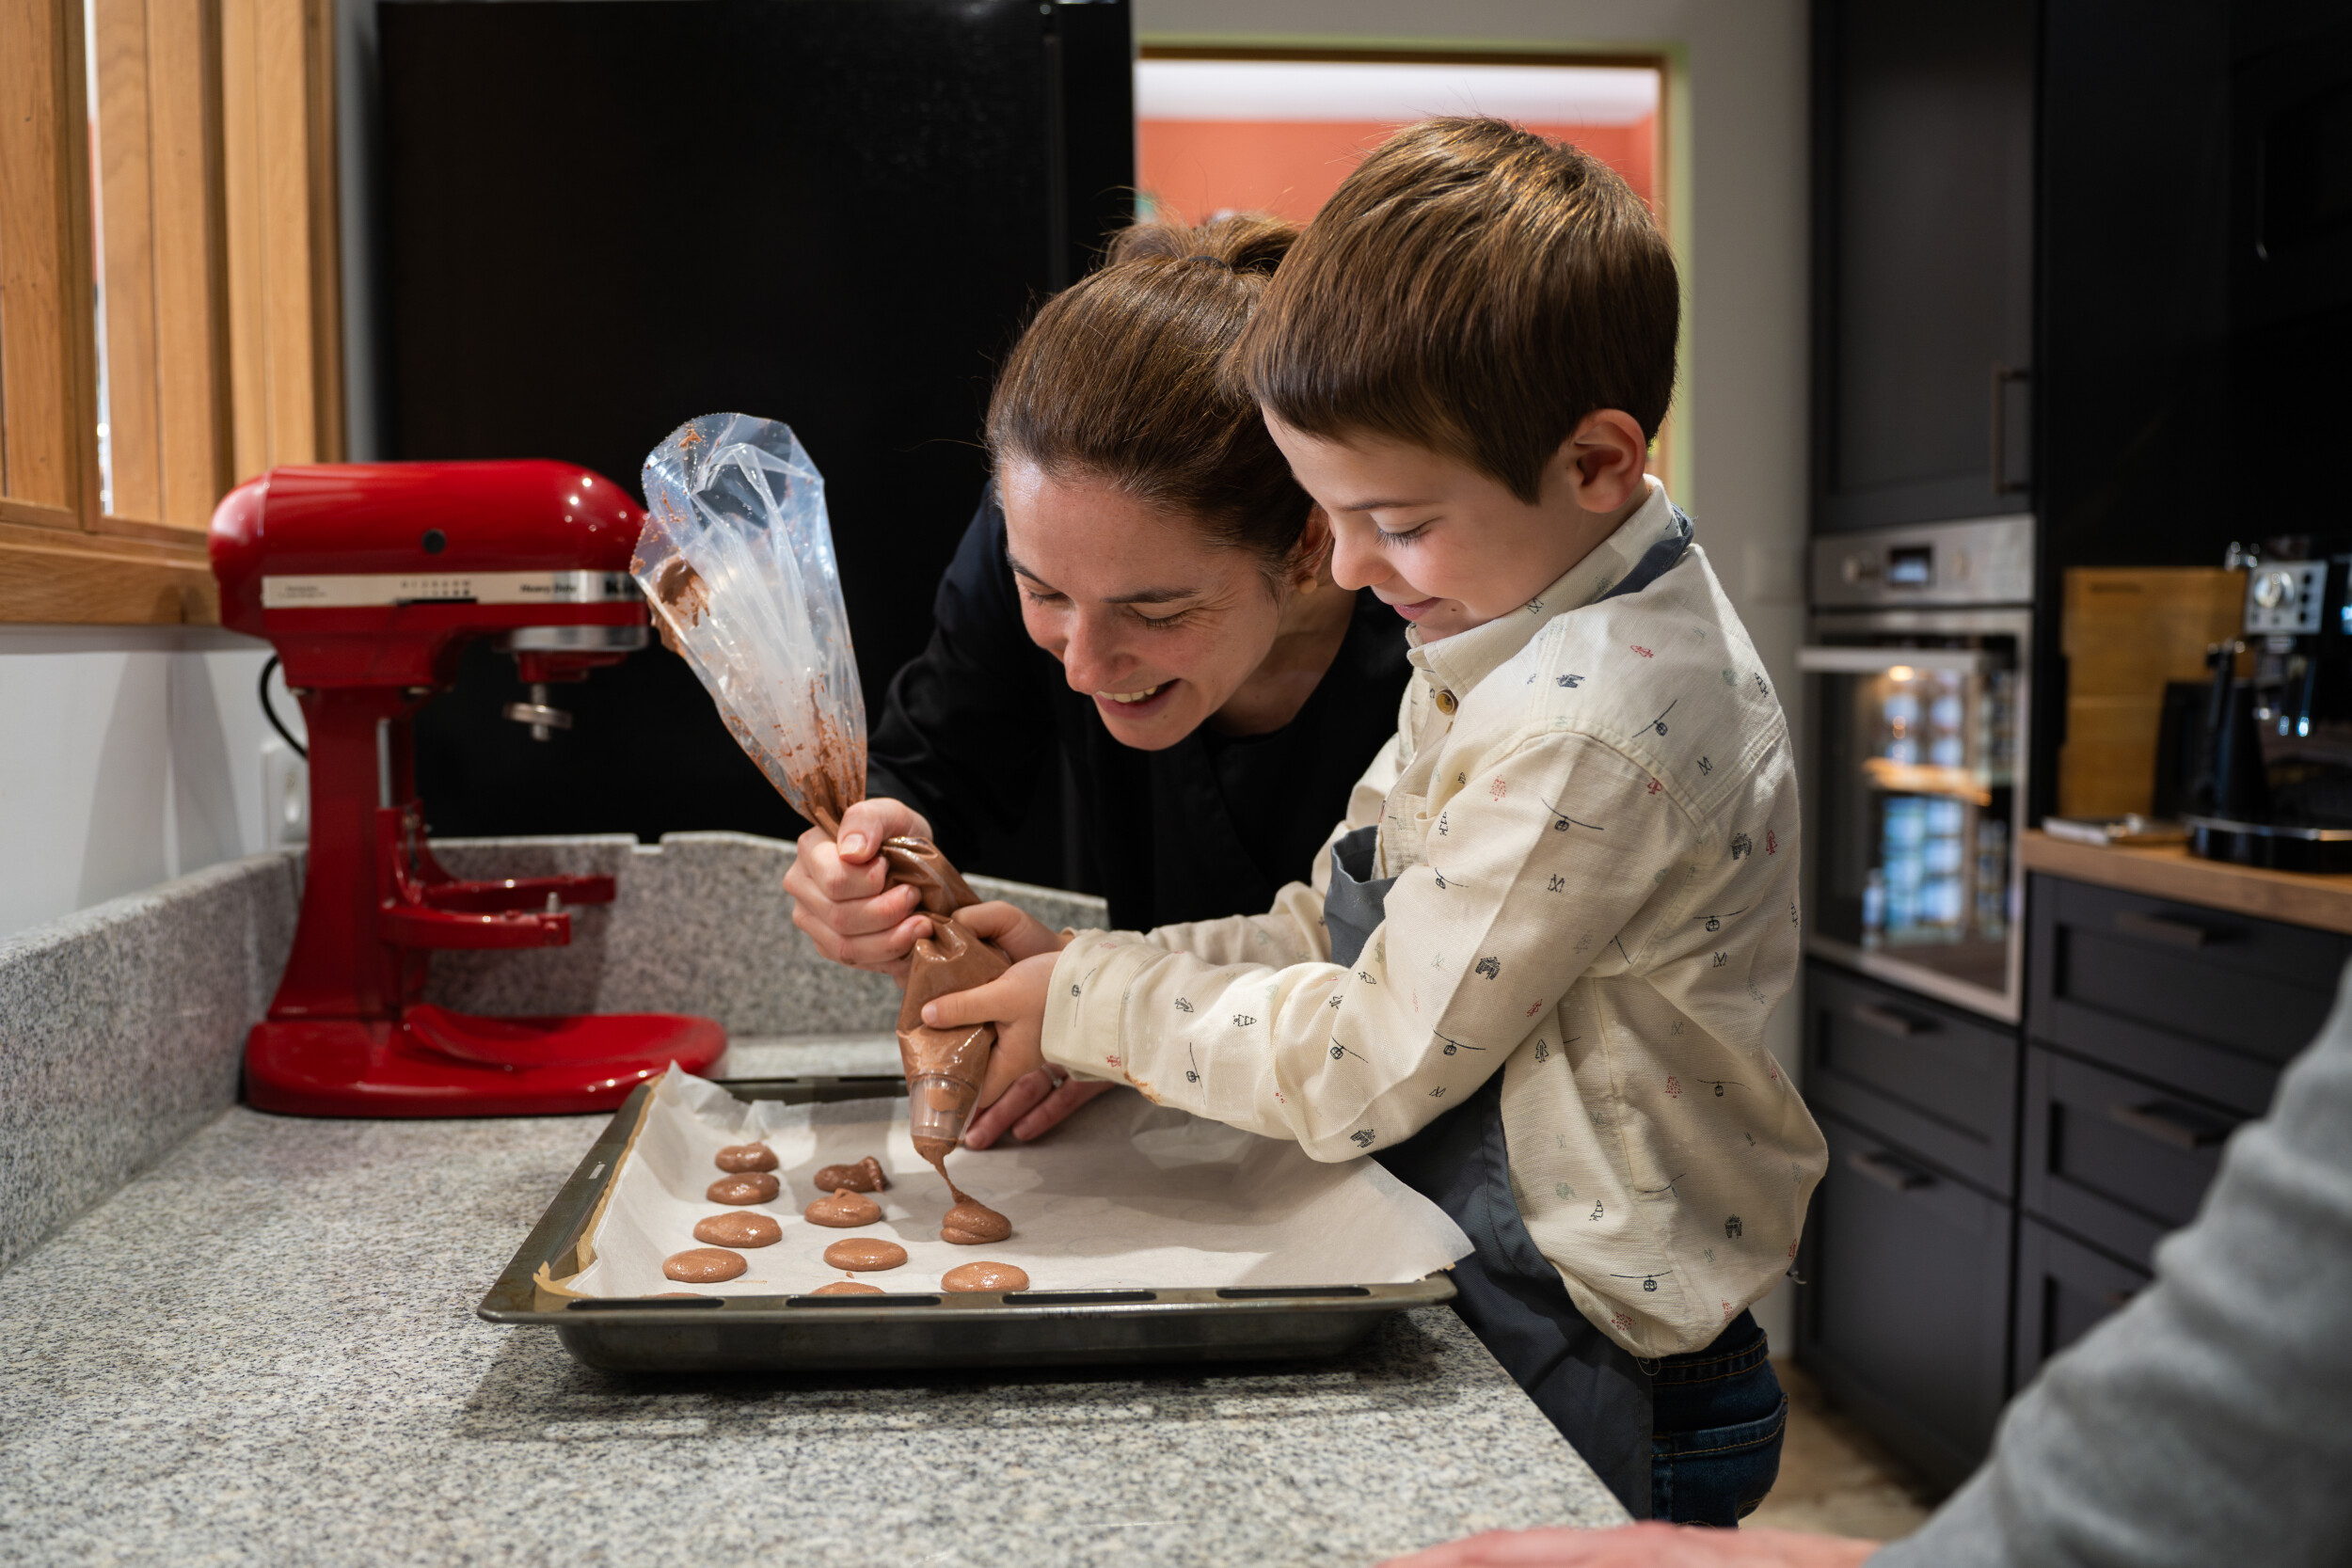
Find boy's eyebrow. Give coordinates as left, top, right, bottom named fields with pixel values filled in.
left=1330, top=495, right=1438, bottom=512
left=1004, top=552, right=1201, bottom=606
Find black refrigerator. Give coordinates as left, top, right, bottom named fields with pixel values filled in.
left=364, top=0, right=1133, bottom=885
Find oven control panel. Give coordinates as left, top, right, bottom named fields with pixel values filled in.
left=1812, top=515, right=2035, bottom=609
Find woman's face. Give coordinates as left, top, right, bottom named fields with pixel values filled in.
left=999, top=461, right=1290, bottom=752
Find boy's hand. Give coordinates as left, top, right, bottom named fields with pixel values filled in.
left=952, top=901, right=1072, bottom=964
left=922, top=950, right=1059, bottom=1111
left=783, top=798, right=935, bottom=980
left=962, top=1070, right=1119, bottom=1148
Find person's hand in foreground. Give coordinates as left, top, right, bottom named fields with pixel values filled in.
left=921, top=901, right=1068, bottom=1116
left=961, top=1069, right=1117, bottom=1148
left=783, top=798, right=936, bottom=981
left=1376, top=1523, right=1876, bottom=1568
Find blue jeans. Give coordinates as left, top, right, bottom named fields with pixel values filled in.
left=1647, top=1312, right=1788, bottom=1526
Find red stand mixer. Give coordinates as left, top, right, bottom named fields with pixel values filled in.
left=210, top=460, right=727, bottom=1116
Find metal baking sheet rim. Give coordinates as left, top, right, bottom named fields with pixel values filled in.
left=479, top=1075, right=1457, bottom=1371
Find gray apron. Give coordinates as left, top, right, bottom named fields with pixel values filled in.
left=1327, top=511, right=1693, bottom=1518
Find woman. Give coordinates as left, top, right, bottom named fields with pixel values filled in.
left=784, top=215, right=1410, bottom=1143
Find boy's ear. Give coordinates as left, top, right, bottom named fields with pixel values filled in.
left=1552, top=410, right=1650, bottom=516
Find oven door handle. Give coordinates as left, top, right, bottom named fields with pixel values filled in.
left=1795, top=646, right=2002, bottom=676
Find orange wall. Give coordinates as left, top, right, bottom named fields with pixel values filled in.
left=1137, top=116, right=1657, bottom=228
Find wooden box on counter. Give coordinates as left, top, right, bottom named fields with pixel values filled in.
left=2057, top=567, right=2244, bottom=819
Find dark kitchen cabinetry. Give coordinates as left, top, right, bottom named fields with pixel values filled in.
left=1800, top=873, right=2341, bottom=1492
left=2009, top=870, right=2348, bottom=1362
left=1810, top=0, right=2036, bottom=533
left=1798, top=961, right=2018, bottom=1490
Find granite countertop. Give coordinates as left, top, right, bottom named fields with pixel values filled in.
left=2020, top=828, right=2352, bottom=933
left=0, top=1095, right=1627, bottom=1565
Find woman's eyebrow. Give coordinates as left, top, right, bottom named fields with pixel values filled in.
left=1004, top=551, right=1200, bottom=606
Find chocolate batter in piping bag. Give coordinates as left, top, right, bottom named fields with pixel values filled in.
left=632, top=414, right=867, bottom=834
left=632, top=413, right=1011, bottom=1211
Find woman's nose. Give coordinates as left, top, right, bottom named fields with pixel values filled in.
left=1328, top=520, right=1388, bottom=593
left=1058, top=612, right=1132, bottom=692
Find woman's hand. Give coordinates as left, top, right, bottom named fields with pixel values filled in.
left=962, top=1070, right=1119, bottom=1149
left=783, top=797, right=936, bottom=980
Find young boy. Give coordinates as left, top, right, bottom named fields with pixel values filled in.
left=929, top=119, right=1827, bottom=1525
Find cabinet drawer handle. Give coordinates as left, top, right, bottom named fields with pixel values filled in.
left=2112, top=909, right=2213, bottom=948
left=1847, top=1148, right=1935, bottom=1193
left=2109, top=1101, right=2230, bottom=1150
left=1849, top=1001, right=1931, bottom=1038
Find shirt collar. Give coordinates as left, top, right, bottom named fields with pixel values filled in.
left=1406, top=477, right=1682, bottom=699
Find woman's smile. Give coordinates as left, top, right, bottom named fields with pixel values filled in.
left=1095, top=679, right=1180, bottom=718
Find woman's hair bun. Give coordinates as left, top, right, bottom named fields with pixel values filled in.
left=1105, top=212, right=1297, bottom=277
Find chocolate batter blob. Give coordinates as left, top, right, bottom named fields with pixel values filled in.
left=941, top=1197, right=1011, bottom=1245
left=812, top=1156, right=887, bottom=1194
left=693, top=1212, right=782, bottom=1248
left=941, top=1261, right=1028, bottom=1292
left=707, top=1173, right=780, bottom=1206
left=821, top=1238, right=908, bottom=1273
left=663, top=1247, right=747, bottom=1283
left=804, top=1189, right=883, bottom=1228
left=714, top=1142, right=779, bottom=1173
left=810, top=1280, right=883, bottom=1295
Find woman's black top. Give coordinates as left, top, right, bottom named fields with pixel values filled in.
left=866, top=488, right=1413, bottom=932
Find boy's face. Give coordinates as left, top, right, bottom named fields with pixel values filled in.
left=1264, top=412, right=1646, bottom=641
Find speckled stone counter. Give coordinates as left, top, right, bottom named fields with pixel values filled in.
left=0, top=831, right=1100, bottom=1271
left=0, top=1107, right=1628, bottom=1565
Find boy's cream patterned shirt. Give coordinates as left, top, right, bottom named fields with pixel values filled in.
left=1041, top=481, right=1828, bottom=1357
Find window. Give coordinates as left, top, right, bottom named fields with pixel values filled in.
left=0, top=0, right=340, bottom=625
left=1136, top=47, right=1677, bottom=483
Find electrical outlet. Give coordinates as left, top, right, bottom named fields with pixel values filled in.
left=261, top=739, right=309, bottom=847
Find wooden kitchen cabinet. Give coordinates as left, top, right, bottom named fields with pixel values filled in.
left=1810, top=0, right=2036, bottom=532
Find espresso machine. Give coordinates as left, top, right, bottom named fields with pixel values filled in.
left=211, top=461, right=726, bottom=1115
left=2185, top=538, right=2352, bottom=872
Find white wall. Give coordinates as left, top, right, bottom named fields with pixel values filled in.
left=1138, top=0, right=1813, bottom=1343
left=0, top=627, right=298, bottom=942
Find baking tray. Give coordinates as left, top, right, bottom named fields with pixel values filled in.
left=478, top=1075, right=1456, bottom=1372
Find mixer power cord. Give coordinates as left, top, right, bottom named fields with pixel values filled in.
left=259, top=655, right=308, bottom=759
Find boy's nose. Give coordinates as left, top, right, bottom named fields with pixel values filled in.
left=1328, top=521, right=1388, bottom=593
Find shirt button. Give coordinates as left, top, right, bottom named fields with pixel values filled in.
left=1434, top=689, right=1458, bottom=715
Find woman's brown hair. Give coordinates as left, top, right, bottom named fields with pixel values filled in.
left=986, top=214, right=1314, bottom=569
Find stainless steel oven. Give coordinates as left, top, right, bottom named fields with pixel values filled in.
left=1803, top=515, right=2034, bottom=1023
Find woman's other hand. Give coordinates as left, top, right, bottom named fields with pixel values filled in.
left=961, top=1069, right=1118, bottom=1148
left=784, top=797, right=936, bottom=981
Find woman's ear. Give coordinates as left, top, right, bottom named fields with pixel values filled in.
left=1552, top=410, right=1650, bottom=516
left=1289, top=505, right=1335, bottom=593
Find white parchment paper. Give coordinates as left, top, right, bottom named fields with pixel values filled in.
left=561, top=1066, right=1473, bottom=1296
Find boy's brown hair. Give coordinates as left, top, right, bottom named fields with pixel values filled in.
left=1236, top=118, right=1678, bottom=504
